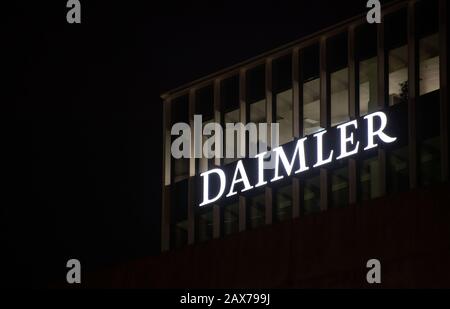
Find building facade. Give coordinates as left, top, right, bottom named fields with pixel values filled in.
left=161, top=0, right=449, bottom=254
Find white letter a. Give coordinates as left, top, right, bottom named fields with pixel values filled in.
left=366, top=0, right=381, bottom=24
left=66, top=259, right=81, bottom=284
left=66, top=0, right=81, bottom=24
left=366, top=259, right=381, bottom=284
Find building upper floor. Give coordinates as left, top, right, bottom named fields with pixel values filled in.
left=160, top=0, right=449, bottom=252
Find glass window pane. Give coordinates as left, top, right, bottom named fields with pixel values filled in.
left=197, top=208, right=213, bottom=243
left=419, top=33, right=440, bottom=96
left=247, top=65, right=267, bottom=153
left=386, top=9, right=408, bottom=106
left=388, top=45, right=408, bottom=105
left=359, top=156, right=382, bottom=201
left=273, top=55, right=294, bottom=145
left=195, top=85, right=214, bottom=120
left=224, top=109, right=240, bottom=165
left=330, top=68, right=349, bottom=126
left=247, top=193, right=265, bottom=229
left=222, top=76, right=240, bottom=165
left=328, top=33, right=350, bottom=127
left=221, top=76, right=240, bottom=110
left=417, top=0, right=441, bottom=187
left=173, top=221, right=188, bottom=249
left=275, top=183, right=292, bottom=222
left=170, top=180, right=188, bottom=249
left=418, top=0, right=439, bottom=97
left=387, top=146, right=409, bottom=195
left=359, top=57, right=378, bottom=116
left=357, top=24, right=378, bottom=116
left=173, top=159, right=189, bottom=182
left=195, top=86, right=215, bottom=173
left=276, top=89, right=293, bottom=145
left=301, top=44, right=322, bottom=136
left=420, top=33, right=440, bottom=95
left=197, top=119, right=215, bottom=174
left=419, top=137, right=441, bottom=186
left=303, top=174, right=320, bottom=214
left=331, top=165, right=349, bottom=208
left=171, top=95, right=189, bottom=182
left=223, top=202, right=239, bottom=236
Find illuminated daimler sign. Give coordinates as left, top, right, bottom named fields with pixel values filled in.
left=199, top=111, right=397, bottom=207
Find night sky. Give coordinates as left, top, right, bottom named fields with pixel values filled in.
left=9, top=0, right=395, bottom=288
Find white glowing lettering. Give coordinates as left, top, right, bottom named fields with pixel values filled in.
left=336, top=120, right=360, bottom=160
left=199, top=112, right=396, bottom=207
left=199, top=169, right=226, bottom=207
left=364, top=112, right=397, bottom=150
left=271, top=137, right=309, bottom=182
left=313, top=130, right=334, bottom=168
left=226, top=160, right=253, bottom=198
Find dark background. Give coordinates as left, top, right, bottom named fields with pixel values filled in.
left=8, top=0, right=395, bottom=288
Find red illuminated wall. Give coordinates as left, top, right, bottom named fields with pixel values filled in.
left=85, top=183, right=450, bottom=288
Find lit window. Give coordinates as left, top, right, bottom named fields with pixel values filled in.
left=301, top=44, right=322, bottom=136
left=328, top=33, right=350, bottom=127
left=357, top=24, right=378, bottom=116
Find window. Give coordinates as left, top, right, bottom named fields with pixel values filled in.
left=273, top=55, right=294, bottom=145
left=359, top=155, right=382, bottom=201
left=197, top=207, right=213, bottom=243
left=222, top=202, right=239, bottom=236
left=224, top=109, right=240, bottom=165
left=198, top=119, right=215, bottom=174
left=171, top=95, right=189, bottom=182
left=222, top=76, right=240, bottom=165
left=274, top=182, right=292, bottom=223
left=328, top=33, right=350, bottom=127
left=247, top=65, right=267, bottom=153
left=196, top=85, right=215, bottom=174
left=301, top=44, right=322, bottom=136
left=170, top=180, right=188, bottom=249
left=418, top=0, right=440, bottom=96
left=303, top=173, right=320, bottom=214
left=331, top=164, right=349, bottom=208
left=247, top=193, right=265, bottom=229
left=417, top=0, right=441, bottom=187
left=387, top=146, right=409, bottom=195
left=386, top=9, right=408, bottom=106
left=357, top=24, right=378, bottom=116
left=419, top=34, right=440, bottom=96
left=419, top=137, right=441, bottom=186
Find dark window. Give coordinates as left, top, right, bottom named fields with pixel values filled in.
left=222, top=76, right=240, bottom=165
left=170, top=180, right=188, bottom=249
left=417, top=0, right=441, bottom=186
left=359, top=155, right=382, bottom=201
left=419, top=136, right=442, bottom=186
left=196, top=85, right=215, bottom=174
left=221, top=75, right=240, bottom=112
left=195, top=85, right=214, bottom=120
left=274, top=182, right=293, bottom=222
left=303, top=173, right=321, bottom=214
left=247, top=193, right=265, bottom=229
left=171, top=95, right=189, bottom=182
left=196, top=207, right=213, bottom=243
left=222, top=202, right=239, bottom=236
left=331, top=164, right=349, bottom=208
left=387, top=146, right=409, bottom=194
